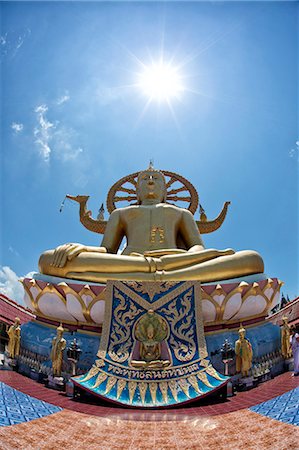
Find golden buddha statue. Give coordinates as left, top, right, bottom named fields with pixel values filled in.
left=7, top=317, right=21, bottom=359
left=281, top=316, right=292, bottom=359
left=131, top=310, right=170, bottom=369
left=235, top=325, right=253, bottom=377
left=39, top=166, right=264, bottom=284
left=50, top=323, right=66, bottom=377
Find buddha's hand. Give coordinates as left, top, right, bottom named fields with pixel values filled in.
left=51, top=243, right=89, bottom=268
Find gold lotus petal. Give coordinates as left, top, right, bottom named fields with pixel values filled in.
left=178, top=378, right=190, bottom=398
left=159, top=381, right=168, bottom=403
left=239, top=281, right=249, bottom=287
left=80, top=365, right=99, bottom=382
left=128, top=381, right=138, bottom=404
left=91, top=372, right=108, bottom=389
left=116, top=379, right=127, bottom=399
left=205, top=365, right=226, bottom=381
left=138, top=382, right=148, bottom=405
left=149, top=382, right=158, bottom=404
left=197, top=371, right=213, bottom=387
left=95, top=359, right=105, bottom=368
left=187, top=375, right=202, bottom=394
left=105, top=376, right=117, bottom=394
left=168, top=380, right=178, bottom=401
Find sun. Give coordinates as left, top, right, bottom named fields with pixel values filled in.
left=137, top=61, right=185, bottom=102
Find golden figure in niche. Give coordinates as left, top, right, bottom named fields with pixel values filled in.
left=39, top=166, right=264, bottom=284
left=50, top=323, right=66, bottom=377
left=235, top=325, right=253, bottom=377
left=131, top=310, right=170, bottom=369
left=7, top=317, right=21, bottom=358
left=281, top=316, right=292, bottom=359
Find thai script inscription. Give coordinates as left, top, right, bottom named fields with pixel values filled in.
left=106, top=362, right=200, bottom=380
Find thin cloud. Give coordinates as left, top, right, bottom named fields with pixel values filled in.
left=56, top=93, right=70, bottom=106
left=33, top=103, right=84, bottom=163
left=8, top=246, right=20, bottom=258
left=34, top=104, right=55, bottom=162
left=289, top=140, right=299, bottom=162
left=0, top=28, right=31, bottom=59
left=0, top=34, right=7, bottom=46
left=53, top=126, right=84, bottom=162
left=11, top=122, right=24, bottom=133
left=0, top=266, right=34, bottom=306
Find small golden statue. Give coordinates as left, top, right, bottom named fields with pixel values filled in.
left=281, top=316, right=292, bottom=359
left=50, top=323, right=66, bottom=377
left=7, top=317, right=21, bottom=358
left=235, top=325, right=253, bottom=377
left=131, top=310, right=170, bottom=369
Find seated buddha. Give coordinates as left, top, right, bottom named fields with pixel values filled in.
left=39, top=167, right=264, bottom=283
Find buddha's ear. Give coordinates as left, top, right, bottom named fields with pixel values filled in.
left=136, top=191, right=141, bottom=204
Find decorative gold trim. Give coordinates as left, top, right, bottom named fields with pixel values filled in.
left=59, top=283, right=90, bottom=323
left=178, top=378, right=190, bottom=398
left=205, top=365, right=226, bottom=381
left=168, top=380, right=177, bottom=401
left=187, top=375, right=202, bottom=394
left=128, top=381, right=137, bottom=404
left=197, top=371, right=213, bottom=387
left=159, top=381, right=168, bottom=403
left=138, top=382, right=148, bottom=405
left=22, top=280, right=43, bottom=316
left=116, top=379, right=127, bottom=399
left=105, top=376, right=117, bottom=394
left=80, top=365, right=100, bottom=382
left=91, top=372, right=107, bottom=389
left=149, top=382, right=158, bottom=404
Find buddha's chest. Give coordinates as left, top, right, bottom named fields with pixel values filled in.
left=122, top=206, right=179, bottom=242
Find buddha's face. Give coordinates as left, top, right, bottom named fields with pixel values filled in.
left=147, top=324, right=155, bottom=339
left=137, top=170, right=166, bottom=204
left=239, top=330, right=245, bottom=340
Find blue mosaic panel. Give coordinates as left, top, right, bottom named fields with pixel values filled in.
left=0, top=382, right=62, bottom=427
left=74, top=281, right=228, bottom=408
left=250, top=387, right=299, bottom=426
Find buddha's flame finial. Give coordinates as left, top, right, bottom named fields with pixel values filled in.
left=148, top=159, right=154, bottom=171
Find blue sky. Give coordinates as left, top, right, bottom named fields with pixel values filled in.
left=1, top=1, right=298, bottom=303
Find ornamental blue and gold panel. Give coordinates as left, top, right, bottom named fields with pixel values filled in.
left=73, top=281, right=228, bottom=408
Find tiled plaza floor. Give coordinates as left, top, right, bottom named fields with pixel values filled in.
left=250, top=386, right=299, bottom=426
left=0, top=370, right=298, bottom=449
left=0, top=382, right=61, bottom=426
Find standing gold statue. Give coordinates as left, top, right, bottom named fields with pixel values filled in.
left=131, top=310, right=170, bottom=369
left=39, top=166, right=264, bottom=283
left=50, top=324, right=66, bottom=377
left=235, top=325, right=253, bottom=377
left=281, top=316, right=292, bottom=359
left=7, top=317, right=21, bottom=358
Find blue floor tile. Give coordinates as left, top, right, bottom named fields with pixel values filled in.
left=250, top=387, right=299, bottom=427
left=0, top=381, right=62, bottom=427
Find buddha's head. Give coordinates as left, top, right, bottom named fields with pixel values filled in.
left=146, top=323, right=155, bottom=340
left=137, top=166, right=166, bottom=204
left=282, top=316, right=288, bottom=325
left=57, top=323, right=64, bottom=338
left=238, top=326, right=246, bottom=340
